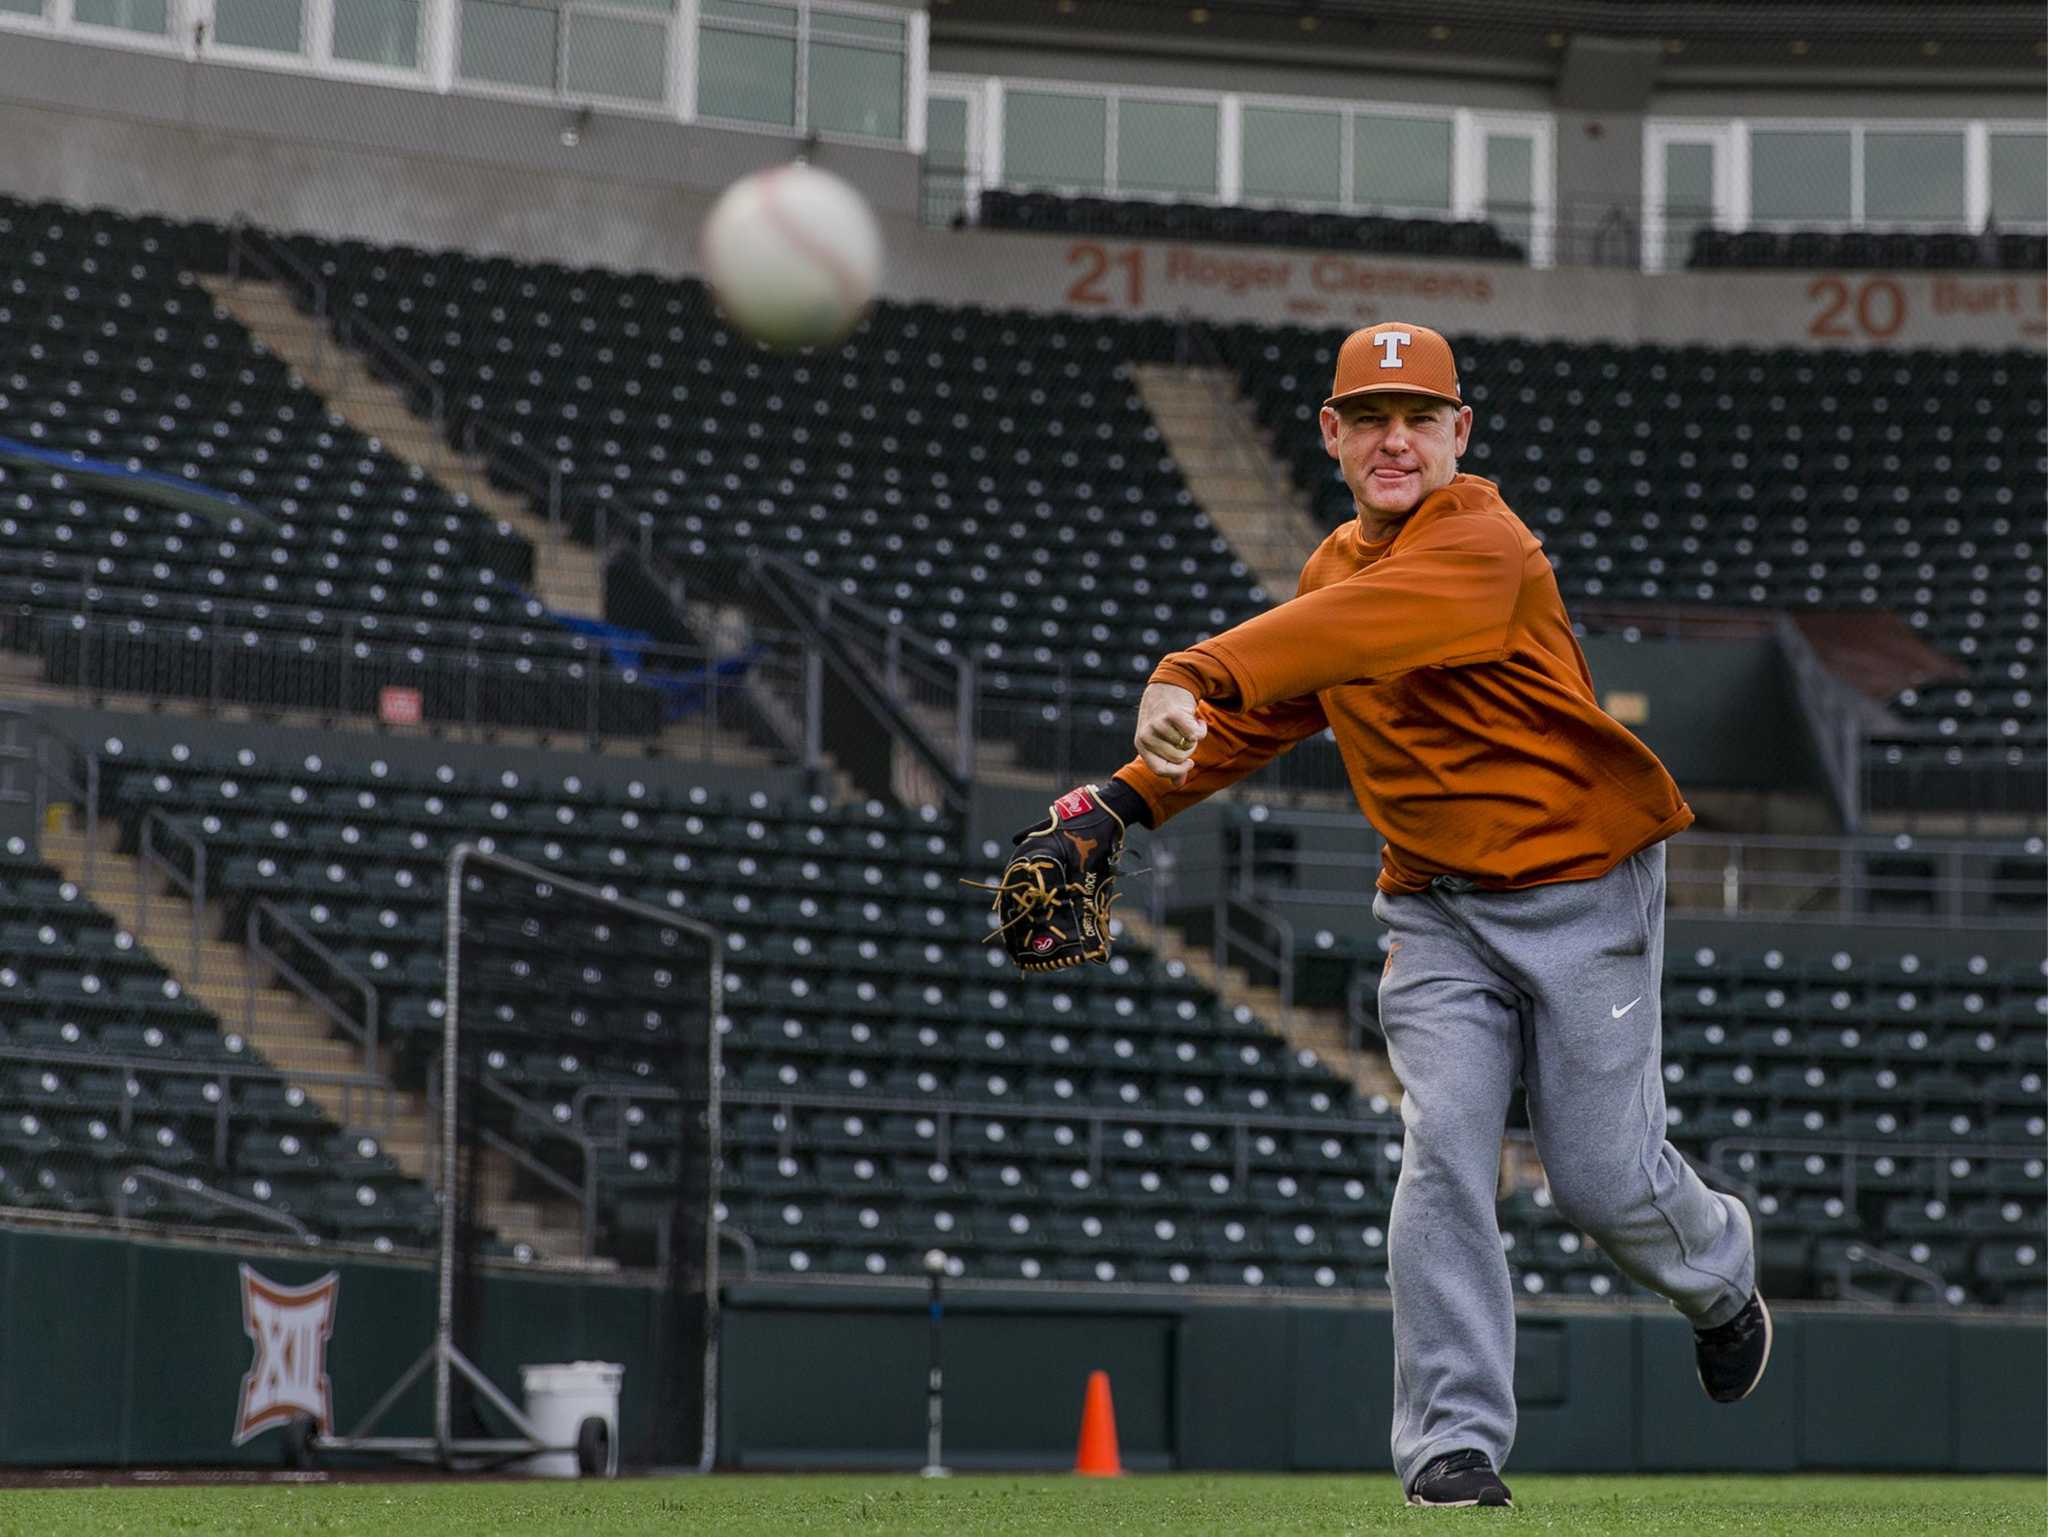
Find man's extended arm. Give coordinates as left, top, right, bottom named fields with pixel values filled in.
left=1107, top=685, right=1330, bottom=827
left=1152, top=510, right=1522, bottom=711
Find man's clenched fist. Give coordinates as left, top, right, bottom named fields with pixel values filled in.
left=1134, top=682, right=1207, bottom=783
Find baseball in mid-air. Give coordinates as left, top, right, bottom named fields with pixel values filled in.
left=699, top=161, right=883, bottom=350
left=924, top=1247, right=948, bottom=1275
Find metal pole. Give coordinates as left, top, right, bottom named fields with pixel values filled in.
left=191, top=842, right=205, bottom=982
left=803, top=645, right=824, bottom=772
left=921, top=1249, right=948, bottom=1478
left=956, top=658, right=976, bottom=783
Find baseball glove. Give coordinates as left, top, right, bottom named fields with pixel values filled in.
left=969, top=784, right=1129, bottom=973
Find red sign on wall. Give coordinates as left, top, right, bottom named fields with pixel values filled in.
left=378, top=686, right=423, bottom=726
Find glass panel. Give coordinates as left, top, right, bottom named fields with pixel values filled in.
left=1662, top=141, right=1715, bottom=268
left=1484, top=132, right=1533, bottom=250
left=1352, top=115, right=1452, bottom=210
left=1989, top=131, right=2048, bottom=224
left=73, top=0, right=168, bottom=32
left=925, top=95, right=971, bottom=224
left=698, top=26, right=796, bottom=125
left=1864, top=132, right=1966, bottom=224
left=1239, top=106, right=1341, bottom=206
left=808, top=40, right=903, bottom=139
left=1116, top=99, right=1218, bottom=198
left=1003, top=90, right=1107, bottom=192
left=927, top=95, right=969, bottom=171
left=565, top=11, right=666, bottom=101
left=333, top=0, right=421, bottom=67
left=699, top=0, right=792, bottom=25
left=0, top=0, right=46, bottom=16
left=1750, top=129, right=1852, bottom=223
left=460, top=0, right=557, bottom=88
left=809, top=8, right=901, bottom=41
left=215, top=0, right=303, bottom=50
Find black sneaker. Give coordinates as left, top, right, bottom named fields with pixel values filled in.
left=1695, top=1291, right=1773, bottom=1403
left=1406, top=1448, right=1513, bottom=1508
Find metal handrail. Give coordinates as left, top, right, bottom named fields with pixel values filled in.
left=1165, top=812, right=2048, bottom=932
left=760, top=553, right=977, bottom=777
left=1837, top=1240, right=1953, bottom=1307
left=477, top=1076, right=599, bottom=1259
left=0, top=1041, right=396, bottom=1148
left=246, top=898, right=382, bottom=1076
left=227, top=220, right=328, bottom=316
left=748, top=556, right=971, bottom=805
left=718, top=1223, right=759, bottom=1280
left=113, top=1164, right=314, bottom=1243
left=1774, top=613, right=1867, bottom=833
left=0, top=707, right=34, bottom=812
left=1708, top=1135, right=2044, bottom=1209
left=28, top=609, right=785, bottom=752
left=21, top=713, right=101, bottom=884
left=577, top=1083, right=1408, bottom=1192
left=1181, top=320, right=1320, bottom=544
left=460, top=416, right=564, bottom=537
left=335, top=306, right=445, bottom=429
left=137, top=809, right=208, bottom=981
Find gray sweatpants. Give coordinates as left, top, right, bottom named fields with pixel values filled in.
left=1372, top=841, right=1754, bottom=1490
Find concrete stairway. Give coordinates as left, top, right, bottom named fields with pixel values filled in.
left=37, top=820, right=587, bottom=1261
left=1130, top=364, right=1327, bottom=600
left=1118, top=909, right=1401, bottom=1106
left=199, top=276, right=605, bottom=620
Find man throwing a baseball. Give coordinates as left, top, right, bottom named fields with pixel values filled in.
left=1007, top=322, right=1767, bottom=1508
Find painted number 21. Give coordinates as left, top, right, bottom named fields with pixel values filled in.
left=1066, top=243, right=1145, bottom=308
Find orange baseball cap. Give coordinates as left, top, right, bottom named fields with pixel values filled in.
left=1323, top=322, right=1462, bottom=411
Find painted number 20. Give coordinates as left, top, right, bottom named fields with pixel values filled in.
left=1066, top=243, right=1145, bottom=308
left=1807, top=275, right=1907, bottom=340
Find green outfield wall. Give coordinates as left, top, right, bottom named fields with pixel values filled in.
left=0, top=1227, right=670, bottom=1467
left=720, top=1283, right=2046, bottom=1475
left=4, top=1228, right=2034, bottom=1473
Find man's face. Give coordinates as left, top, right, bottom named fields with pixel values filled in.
left=1318, top=392, right=1474, bottom=524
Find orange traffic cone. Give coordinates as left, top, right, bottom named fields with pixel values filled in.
left=1074, top=1369, right=1123, bottom=1477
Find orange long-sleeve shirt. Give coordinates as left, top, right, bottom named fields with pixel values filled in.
left=1114, top=473, right=1693, bottom=894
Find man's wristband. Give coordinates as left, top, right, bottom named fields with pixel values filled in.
left=1097, top=776, right=1154, bottom=830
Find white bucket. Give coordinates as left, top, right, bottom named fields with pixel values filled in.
left=519, top=1360, right=624, bottom=1478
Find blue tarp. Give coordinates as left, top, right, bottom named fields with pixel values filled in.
left=0, top=433, right=277, bottom=532
left=534, top=604, right=762, bottom=723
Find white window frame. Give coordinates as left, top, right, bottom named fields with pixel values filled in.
left=1108, top=87, right=1227, bottom=204
left=1642, top=119, right=1738, bottom=274
left=450, top=0, right=681, bottom=118
left=0, top=0, right=58, bottom=38
left=201, top=0, right=311, bottom=65
left=320, top=0, right=433, bottom=85
left=1233, top=93, right=1349, bottom=210
left=3, top=0, right=925, bottom=146
left=924, top=72, right=984, bottom=218
left=1643, top=114, right=2046, bottom=268
left=1464, top=107, right=1554, bottom=268
left=1343, top=97, right=1462, bottom=218
left=57, top=0, right=187, bottom=52
left=975, top=77, right=1233, bottom=203
left=959, top=73, right=1531, bottom=254
left=692, top=0, right=913, bottom=148
left=1982, top=118, right=2048, bottom=230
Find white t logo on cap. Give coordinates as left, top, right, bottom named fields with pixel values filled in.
left=1375, top=331, right=1412, bottom=368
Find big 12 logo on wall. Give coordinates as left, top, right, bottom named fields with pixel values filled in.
left=233, top=1264, right=340, bottom=1445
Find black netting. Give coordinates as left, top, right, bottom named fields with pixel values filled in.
left=447, top=852, right=718, bottom=1465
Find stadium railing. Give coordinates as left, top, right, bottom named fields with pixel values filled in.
left=14, top=610, right=806, bottom=756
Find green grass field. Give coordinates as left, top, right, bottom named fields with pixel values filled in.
left=1, top=1473, right=2042, bottom=1537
